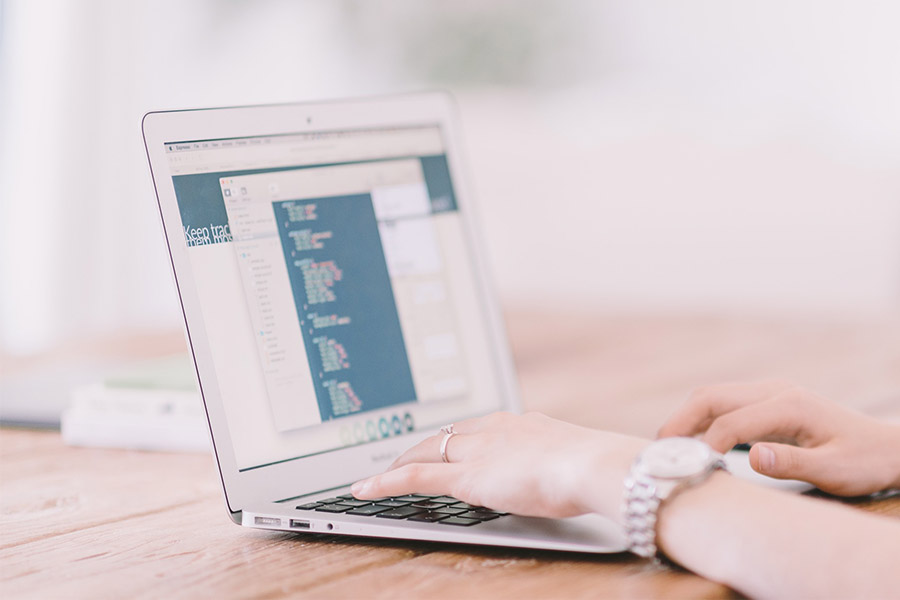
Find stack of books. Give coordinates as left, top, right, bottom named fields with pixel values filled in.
left=61, top=354, right=209, bottom=453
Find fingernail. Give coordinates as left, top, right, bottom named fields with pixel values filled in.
left=758, top=445, right=776, bottom=472
left=351, top=478, right=371, bottom=497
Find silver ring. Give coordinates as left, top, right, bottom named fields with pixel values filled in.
left=439, top=424, right=457, bottom=463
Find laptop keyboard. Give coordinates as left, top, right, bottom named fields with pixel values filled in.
left=296, top=494, right=507, bottom=527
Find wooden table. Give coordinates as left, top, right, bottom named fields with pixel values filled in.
left=3, top=312, right=900, bottom=599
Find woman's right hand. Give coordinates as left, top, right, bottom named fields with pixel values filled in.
left=657, top=381, right=900, bottom=496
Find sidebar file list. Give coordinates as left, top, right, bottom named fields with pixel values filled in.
left=221, top=179, right=321, bottom=432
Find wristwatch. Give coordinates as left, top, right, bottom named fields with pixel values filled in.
left=622, top=437, right=728, bottom=559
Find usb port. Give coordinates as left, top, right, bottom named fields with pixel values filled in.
left=290, top=519, right=311, bottom=529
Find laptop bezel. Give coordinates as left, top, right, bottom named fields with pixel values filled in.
left=142, top=92, right=522, bottom=515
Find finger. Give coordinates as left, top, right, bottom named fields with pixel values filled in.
left=701, top=398, right=807, bottom=453
left=657, top=381, right=795, bottom=439
left=352, top=462, right=466, bottom=500
left=389, top=431, right=471, bottom=470
left=750, top=442, right=827, bottom=483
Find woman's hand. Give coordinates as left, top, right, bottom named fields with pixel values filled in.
left=352, top=411, right=648, bottom=521
left=657, top=381, right=900, bottom=496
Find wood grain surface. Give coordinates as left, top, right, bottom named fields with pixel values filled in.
left=2, top=311, right=899, bottom=599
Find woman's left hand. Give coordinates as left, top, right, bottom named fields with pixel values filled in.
left=351, top=411, right=648, bottom=521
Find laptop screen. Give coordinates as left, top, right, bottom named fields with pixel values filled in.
left=165, top=125, right=504, bottom=471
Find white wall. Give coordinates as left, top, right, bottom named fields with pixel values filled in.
left=459, top=86, right=900, bottom=317
left=2, top=0, right=898, bottom=355
left=455, top=1, right=900, bottom=317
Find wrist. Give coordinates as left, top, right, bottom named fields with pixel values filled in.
left=582, top=434, right=649, bottom=524
left=655, top=470, right=738, bottom=570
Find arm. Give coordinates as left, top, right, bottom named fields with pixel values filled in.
left=353, top=411, right=900, bottom=598
left=657, top=472, right=900, bottom=599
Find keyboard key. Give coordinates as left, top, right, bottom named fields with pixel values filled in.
left=392, top=494, right=433, bottom=502
left=338, top=499, right=373, bottom=508
left=376, top=500, right=414, bottom=508
left=348, top=496, right=391, bottom=503
left=375, top=506, right=425, bottom=519
left=408, top=512, right=450, bottom=523
left=317, top=497, right=343, bottom=505
left=314, top=503, right=354, bottom=513
left=410, top=501, right=446, bottom=510
left=338, top=494, right=355, bottom=500
left=346, top=504, right=392, bottom=516
left=431, top=506, right=467, bottom=516
left=450, top=502, right=480, bottom=510
left=295, top=502, right=322, bottom=510
left=438, top=517, right=481, bottom=527
left=429, top=496, right=459, bottom=505
left=459, top=510, right=500, bottom=521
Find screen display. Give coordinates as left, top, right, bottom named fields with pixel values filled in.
left=166, top=126, right=503, bottom=470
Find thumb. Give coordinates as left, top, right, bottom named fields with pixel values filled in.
left=749, top=442, right=824, bottom=482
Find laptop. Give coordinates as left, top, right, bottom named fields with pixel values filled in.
left=142, top=92, right=627, bottom=553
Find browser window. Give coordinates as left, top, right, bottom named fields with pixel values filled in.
left=166, top=126, right=502, bottom=470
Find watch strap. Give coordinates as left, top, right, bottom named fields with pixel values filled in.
left=622, top=457, right=727, bottom=560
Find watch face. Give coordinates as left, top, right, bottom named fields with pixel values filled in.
left=642, top=437, right=714, bottom=479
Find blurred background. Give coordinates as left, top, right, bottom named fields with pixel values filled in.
left=1, top=0, right=899, bottom=425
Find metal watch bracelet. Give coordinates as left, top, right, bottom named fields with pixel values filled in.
left=622, top=459, right=727, bottom=560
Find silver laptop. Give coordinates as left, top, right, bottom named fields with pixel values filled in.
left=142, top=93, right=626, bottom=553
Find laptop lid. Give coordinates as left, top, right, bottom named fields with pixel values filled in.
left=142, top=93, right=521, bottom=515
